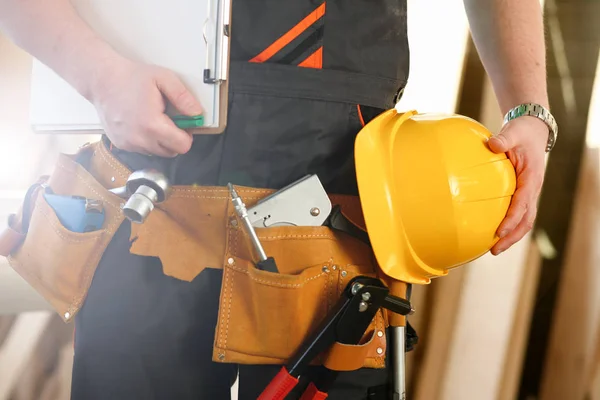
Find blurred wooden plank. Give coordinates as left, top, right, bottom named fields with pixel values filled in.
left=497, top=241, right=543, bottom=400
left=0, top=312, right=52, bottom=400
left=412, top=269, right=466, bottom=400
left=0, top=317, right=16, bottom=348
left=10, top=315, right=73, bottom=400
left=0, top=259, right=52, bottom=315
left=518, top=0, right=600, bottom=392
left=539, top=147, right=600, bottom=400
left=405, top=283, right=431, bottom=394
left=37, top=343, right=74, bottom=400
left=588, top=337, right=600, bottom=400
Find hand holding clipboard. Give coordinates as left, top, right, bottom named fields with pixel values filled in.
left=29, top=0, right=232, bottom=141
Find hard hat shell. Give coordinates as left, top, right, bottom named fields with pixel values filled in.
left=355, top=109, right=517, bottom=285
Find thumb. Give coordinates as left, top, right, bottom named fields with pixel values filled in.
left=155, top=69, right=203, bottom=116
left=488, top=132, right=513, bottom=154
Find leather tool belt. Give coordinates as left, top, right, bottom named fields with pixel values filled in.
left=0, top=140, right=389, bottom=370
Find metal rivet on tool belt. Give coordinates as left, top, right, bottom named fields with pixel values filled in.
left=377, top=331, right=384, bottom=338
left=111, top=176, right=116, bottom=182
left=377, top=347, right=384, bottom=355
left=64, top=312, right=71, bottom=320
left=228, top=258, right=235, bottom=265
left=341, top=271, right=347, bottom=278
left=359, top=301, right=368, bottom=312
left=310, top=207, right=320, bottom=216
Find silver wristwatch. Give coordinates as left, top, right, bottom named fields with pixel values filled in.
left=503, top=103, right=558, bottom=152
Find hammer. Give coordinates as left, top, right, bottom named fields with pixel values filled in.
left=109, top=169, right=170, bottom=223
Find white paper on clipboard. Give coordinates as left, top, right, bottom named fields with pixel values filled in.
left=29, top=0, right=232, bottom=135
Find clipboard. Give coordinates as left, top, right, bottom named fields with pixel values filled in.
left=28, top=0, right=232, bottom=135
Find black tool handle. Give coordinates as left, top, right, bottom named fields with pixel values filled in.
left=383, top=294, right=413, bottom=316
left=257, top=257, right=279, bottom=273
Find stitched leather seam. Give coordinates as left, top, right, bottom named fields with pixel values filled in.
left=18, top=206, right=120, bottom=319
left=72, top=213, right=122, bottom=314
left=57, top=162, right=120, bottom=308
left=36, top=205, right=103, bottom=243
left=55, top=162, right=121, bottom=213
left=97, top=142, right=130, bottom=179
left=223, top=223, right=238, bottom=351
left=172, top=188, right=272, bottom=195
left=53, top=159, right=125, bottom=315
left=258, top=234, right=335, bottom=240
left=227, top=264, right=327, bottom=288
left=166, top=195, right=265, bottom=201
left=218, top=264, right=229, bottom=349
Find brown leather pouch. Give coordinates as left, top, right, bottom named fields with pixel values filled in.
left=211, top=194, right=389, bottom=370
left=0, top=146, right=124, bottom=322
left=1, top=138, right=389, bottom=370
left=129, top=186, right=390, bottom=370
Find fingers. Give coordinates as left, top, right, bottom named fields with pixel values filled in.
left=154, top=114, right=194, bottom=154
left=488, top=134, right=513, bottom=154
left=491, top=165, right=544, bottom=255
left=491, top=205, right=537, bottom=255
left=496, top=188, right=529, bottom=239
left=109, top=115, right=192, bottom=157
left=155, top=69, right=203, bottom=116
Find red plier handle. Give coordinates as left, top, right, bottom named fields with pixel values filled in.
left=257, top=367, right=328, bottom=400
left=258, top=276, right=400, bottom=399
left=257, top=367, right=300, bottom=400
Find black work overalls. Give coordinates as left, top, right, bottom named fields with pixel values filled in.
left=71, top=1, right=410, bottom=398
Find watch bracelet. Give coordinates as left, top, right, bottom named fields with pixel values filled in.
left=503, top=103, right=558, bottom=152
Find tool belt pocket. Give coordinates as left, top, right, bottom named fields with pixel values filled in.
left=0, top=150, right=124, bottom=322
left=213, top=219, right=389, bottom=370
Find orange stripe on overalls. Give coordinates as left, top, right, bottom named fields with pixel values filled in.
left=298, top=46, right=323, bottom=69
left=250, top=3, right=326, bottom=63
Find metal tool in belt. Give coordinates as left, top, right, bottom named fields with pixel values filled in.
left=227, top=175, right=415, bottom=400
left=258, top=276, right=413, bottom=400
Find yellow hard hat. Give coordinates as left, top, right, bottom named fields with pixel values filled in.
left=355, top=109, right=517, bottom=285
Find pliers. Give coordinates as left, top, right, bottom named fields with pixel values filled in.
left=258, top=276, right=414, bottom=400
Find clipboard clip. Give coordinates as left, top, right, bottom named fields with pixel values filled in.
left=203, top=0, right=231, bottom=85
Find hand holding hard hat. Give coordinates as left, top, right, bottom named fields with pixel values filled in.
left=355, top=108, right=520, bottom=284
left=487, top=115, right=549, bottom=255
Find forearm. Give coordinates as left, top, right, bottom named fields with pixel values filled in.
left=0, top=0, right=125, bottom=101
left=463, top=0, right=549, bottom=114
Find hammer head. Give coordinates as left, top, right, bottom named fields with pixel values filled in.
left=110, top=169, right=171, bottom=223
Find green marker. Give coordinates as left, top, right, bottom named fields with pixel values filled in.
left=171, top=115, right=204, bottom=129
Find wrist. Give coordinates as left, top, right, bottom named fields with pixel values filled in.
left=503, top=102, right=558, bottom=152
left=64, top=32, right=130, bottom=103
left=497, top=88, right=550, bottom=116
left=85, top=52, right=134, bottom=103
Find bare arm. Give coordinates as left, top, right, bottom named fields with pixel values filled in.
left=0, top=0, right=123, bottom=102
left=463, top=0, right=550, bottom=255
left=463, top=0, right=549, bottom=113
left=0, top=0, right=203, bottom=157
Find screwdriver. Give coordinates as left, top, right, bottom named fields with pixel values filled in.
left=228, top=183, right=279, bottom=273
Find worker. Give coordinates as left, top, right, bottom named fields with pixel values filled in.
left=0, top=0, right=556, bottom=398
